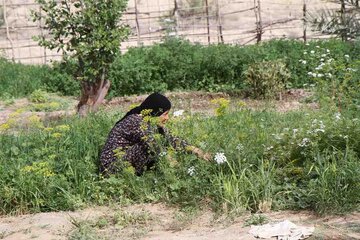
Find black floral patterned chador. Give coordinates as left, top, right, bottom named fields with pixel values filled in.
left=100, top=93, right=187, bottom=175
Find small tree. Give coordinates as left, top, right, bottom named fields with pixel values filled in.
left=32, top=0, right=130, bottom=115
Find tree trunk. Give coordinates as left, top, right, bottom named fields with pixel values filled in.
left=77, top=79, right=111, bottom=117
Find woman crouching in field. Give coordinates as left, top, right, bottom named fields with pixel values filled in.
left=100, top=92, right=210, bottom=176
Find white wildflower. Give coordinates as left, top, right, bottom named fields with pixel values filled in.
left=302, top=60, right=307, bottom=65
left=316, top=45, right=320, bottom=48
left=321, top=54, right=327, bottom=57
left=272, top=134, right=282, bottom=140
left=314, top=128, right=325, bottom=133
left=320, top=58, right=324, bottom=62
left=293, top=129, right=299, bottom=134
left=303, top=51, right=308, bottom=55
left=326, top=49, right=330, bottom=53
left=214, top=152, right=227, bottom=164
left=310, top=50, right=315, bottom=54
left=334, top=112, right=341, bottom=121
left=173, top=110, right=184, bottom=117
left=266, top=146, right=274, bottom=151
left=345, top=54, right=350, bottom=58
left=159, top=152, right=167, bottom=157
left=236, top=144, right=244, bottom=151
left=187, top=166, right=196, bottom=176
left=317, top=73, right=324, bottom=78
left=307, top=72, right=313, bottom=76
left=298, top=138, right=310, bottom=147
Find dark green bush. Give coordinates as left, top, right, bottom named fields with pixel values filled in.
left=0, top=58, right=78, bottom=98
left=0, top=58, right=49, bottom=98
left=43, top=61, right=80, bottom=96
left=1, top=39, right=359, bottom=99
left=109, top=38, right=360, bottom=97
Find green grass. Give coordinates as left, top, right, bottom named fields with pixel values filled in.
left=1, top=38, right=359, bottom=216
left=0, top=103, right=359, bottom=215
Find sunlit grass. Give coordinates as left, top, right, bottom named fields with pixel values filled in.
left=0, top=102, right=359, bottom=215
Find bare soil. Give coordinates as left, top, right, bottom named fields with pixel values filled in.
left=0, top=90, right=318, bottom=125
left=0, top=203, right=359, bottom=240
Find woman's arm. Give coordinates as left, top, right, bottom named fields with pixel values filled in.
left=163, top=128, right=212, bottom=161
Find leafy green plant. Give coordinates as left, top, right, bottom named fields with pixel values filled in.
left=0, top=58, right=50, bottom=98
left=244, top=59, right=291, bottom=99
left=29, top=89, right=49, bottom=103
left=244, top=214, right=269, bottom=226
left=32, top=0, right=130, bottom=115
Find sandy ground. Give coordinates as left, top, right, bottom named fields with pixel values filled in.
left=0, top=203, right=359, bottom=240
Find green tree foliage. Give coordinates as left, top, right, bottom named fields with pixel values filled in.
left=32, top=0, right=130, bottom=115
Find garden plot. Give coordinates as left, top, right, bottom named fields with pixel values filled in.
left=0, top=89, right=317, bottom=125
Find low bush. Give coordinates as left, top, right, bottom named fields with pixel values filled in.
left=1, top=39, right=359, bottom=99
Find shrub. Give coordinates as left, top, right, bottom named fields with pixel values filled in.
left=244, top=59, right=291, bottom=99
left=29, top=89, right=49, bottom=103
left=43, top=61, right=80, bottom=96
left=2, top=39, right=360, bottom=99
left=0, top=58, right=49, bottom=98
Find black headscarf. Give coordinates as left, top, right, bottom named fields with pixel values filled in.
left=118, top=92, right=172, bottom=122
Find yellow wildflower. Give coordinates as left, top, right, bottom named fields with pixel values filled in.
left=0, top=123, right=10, bottom=131
left=55, top=124, right=70, bottom=132
left=51, top=132, right=62, bottom=138
left=123, top=165, right=136, bottom=175
left=238, top=101, right=247, bottom=108
left=128, top=103, right=140, bottom=111
left=211, top=98, right=230, bottom=117
left=28, top=115, right=43, bottom=128
left=15, top=108, right=26, bottom=113
left=113, top=148, right=126, bottom=159
left=7, top=118, right=17, bottom=127
left=49, top=102, right=61, bottom=109
left=20, top=161, right=55, bottom=177
left=141, top=109, right=153, bottom=117
left=9, top=112, right=21, bottom=118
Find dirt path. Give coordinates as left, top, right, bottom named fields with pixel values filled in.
left=1, top=204, right=359, bottom=240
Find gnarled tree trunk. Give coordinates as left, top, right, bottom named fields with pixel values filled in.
left=77, top=76, right=111, bottom=117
